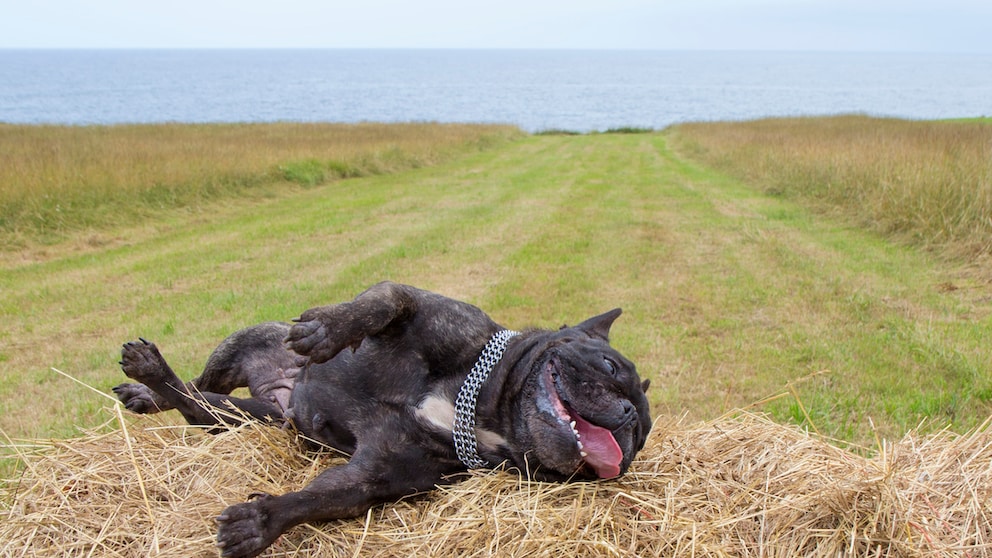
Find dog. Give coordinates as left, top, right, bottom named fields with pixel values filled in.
left=114, top=281, right=652, bottom=558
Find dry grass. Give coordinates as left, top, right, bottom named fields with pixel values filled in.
left=671, top=115, right=992, bottom=259
left=3, top=406, right=990, bottom=557
left=0, top=122, right=521, bottom=247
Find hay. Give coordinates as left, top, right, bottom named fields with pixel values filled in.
left=3, top=409, right=991, bottom=558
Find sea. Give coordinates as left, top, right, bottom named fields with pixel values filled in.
left=1, top=49, right=990, bottom=132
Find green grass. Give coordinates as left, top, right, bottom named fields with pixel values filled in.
left=1, top=121, right=989, bottom=453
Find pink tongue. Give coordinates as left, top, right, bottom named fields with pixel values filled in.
left=572, top=413, right=623, bottom=478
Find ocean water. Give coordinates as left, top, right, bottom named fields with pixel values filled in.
left=1, top=49, right=990, bottom=132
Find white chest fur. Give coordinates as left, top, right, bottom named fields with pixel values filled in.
left=416, top=394, right=508, bottom=452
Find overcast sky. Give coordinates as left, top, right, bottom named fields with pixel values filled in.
left=1, top=0, right=989, bottom=52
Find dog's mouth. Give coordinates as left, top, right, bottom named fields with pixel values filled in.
left=541, top=359, right=623, bottom=479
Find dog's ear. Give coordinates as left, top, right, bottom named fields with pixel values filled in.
left=574, top=308, right=622, bottom=341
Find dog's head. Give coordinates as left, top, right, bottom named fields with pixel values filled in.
left=496, top=309, right=651, bottom=481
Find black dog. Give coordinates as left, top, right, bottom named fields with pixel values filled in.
left=114, top=281, right=652, bottom=558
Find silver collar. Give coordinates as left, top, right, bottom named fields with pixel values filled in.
left=452, top=329, right=520, bottom=469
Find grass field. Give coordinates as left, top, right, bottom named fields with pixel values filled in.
left=0, top=122, right=522, bottom=248
left=1, top=119, right=989, bottom=451
left=670, top=115, right=992, bottom=259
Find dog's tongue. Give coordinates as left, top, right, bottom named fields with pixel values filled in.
left=572, top=413, right=623, bottom=479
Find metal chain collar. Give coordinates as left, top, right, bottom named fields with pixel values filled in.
left=453, top=329, right=520, bottom=469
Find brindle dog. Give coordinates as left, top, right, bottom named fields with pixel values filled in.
left=114, top=281, right=651, bottom=558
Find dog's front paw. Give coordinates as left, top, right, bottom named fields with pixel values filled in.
left=216, top=495, right=280, bottom=558
left=286, top=304, right=370, bottom=364
left=112, top=382, right=164, bottom=414
left=285, top=318, right=322, bottom=357
left=285, top=319, right=346, bottom=364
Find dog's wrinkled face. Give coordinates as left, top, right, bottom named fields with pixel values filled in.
left=511, top=309, right=651, bottom=481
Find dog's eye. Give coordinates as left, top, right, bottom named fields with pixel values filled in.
left=604, top=358, right=617, bottom=376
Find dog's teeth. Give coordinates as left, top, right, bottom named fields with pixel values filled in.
left=577, top=440, right=584, bottom=450
left=570, top=420, right=576, bottom=429
left=580, top=451, right=588, bottom=457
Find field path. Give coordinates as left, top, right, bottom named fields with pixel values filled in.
left=1, top=133, right=988, bottom=443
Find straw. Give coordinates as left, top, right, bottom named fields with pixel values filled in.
left=2, top=409, right=990, bottom=557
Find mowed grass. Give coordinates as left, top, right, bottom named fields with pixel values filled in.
left=1, top=121, right=990, bottom=451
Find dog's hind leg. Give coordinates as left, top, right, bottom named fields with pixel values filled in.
left=114, top=322, right=298, bottom=416
left=195, top=322, right=297, bottom=393
left=119, top=338, right=284, bottom=428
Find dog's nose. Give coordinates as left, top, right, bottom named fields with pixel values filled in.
left=622, top=400, right=634, bottom=417
left=613, top=400, right=637, bottom=430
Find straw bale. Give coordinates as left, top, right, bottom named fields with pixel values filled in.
left=2, top=410, right=990, bottom=557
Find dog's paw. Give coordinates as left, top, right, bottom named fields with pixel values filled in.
left=216, top=495, right=280, bottom=558
left=119, top=338, right=169, bottom=384
left=284, top=318, right=320, bottom=355
left=286, top=306, right=366, bottom=364
left=285, top=319, right=343, bottom=363
left=112, top=382, right=165, bottom=414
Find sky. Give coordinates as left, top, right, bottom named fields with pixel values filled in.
left=1, top=0, right=989, bottom=52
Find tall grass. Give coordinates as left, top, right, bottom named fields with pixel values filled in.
left=0, top=122, right=522, bottom=247
left=670, top=115, right=992, bottom=258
